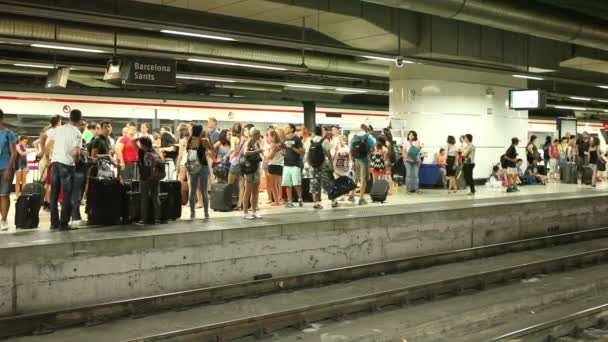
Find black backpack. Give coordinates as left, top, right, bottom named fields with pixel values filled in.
left=308, top=139, right=325, bottom=168
left=500, top=154, right=508, bottom=168
left=351, top=134, right=369, bottom=159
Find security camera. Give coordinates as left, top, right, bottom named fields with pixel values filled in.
left=395, top=56, right=406, bottom=68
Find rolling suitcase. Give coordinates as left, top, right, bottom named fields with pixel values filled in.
left=86, top=177, right=124, bottom=225
left=297, top=178, right=314, bottom=202
left=211, top=183, right=235, bottom=212
left=23, top=165, right=46, bottom=200
left=454, top=165, right=467, bottom=190
left=15, top=193, right=41, bottom=229
left=562, top=162, right=578, bottom=184
left=123, top=190, right=140, bottom=224
left=581, top=165, right=593, bottom=185
left=370, top=179, right=389, bottom=203
left=160, top=179, right=182, bottom=220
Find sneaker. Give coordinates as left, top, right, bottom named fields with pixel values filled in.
left=244, top=213, right=255, bottom=220
left=285, top=201, right=295, bottom=208
left=313, top=204, right=323, bottom=210
left=348, top=195, right=356, bottom=203
left=416, top=190, right=422, bottom=195
left=299, top=200, right=304, bottom=208
left=466, top=192, right=475, bottom=196
left=591, top=184, right=597, bottom=188
left=135, top=221, right=146, bottom=226
left=332, top=202, right=339, bottom=208
left=506, top=187, right=514, bottom=193
left=358, top=198, right=368, bottom=205
left=253, top=213, right=263, bottom=219
left=70, top=220, right=83, bottom=228
left=0, top=221, right=8, bottom=231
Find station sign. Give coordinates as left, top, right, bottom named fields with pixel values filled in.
left=104, top=57, right=176, bottom=88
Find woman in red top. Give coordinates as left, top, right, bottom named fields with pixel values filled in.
left=116, top=122, right=138, bottom=181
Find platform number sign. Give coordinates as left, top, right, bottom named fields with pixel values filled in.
left=62, top=105, right=71, bottom=113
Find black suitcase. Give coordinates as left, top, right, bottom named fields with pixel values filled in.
left=15, top=193, right=41, bottom=229
left=123, top=190, right=140, bottom=224
left=582, top=165, right=593, bottom=185
left=370, top=179, right=389, bottom=203
left=87, top=177, right=124, bottom=226
left=160, top=180, right=182, bottom=220
left=328, top=176, right=356, bottom=200
left=562, top=162, right=578, bottom=184
left=23, top=165, right=46, bottom=199
left=211, top=183, right=235, bottom=212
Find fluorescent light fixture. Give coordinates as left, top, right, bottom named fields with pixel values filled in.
left=336, top=87, right=368, bottom=93
left=176, top=75, right=235, bottom=83
left=598, top=85, right=608, bottom=89
left=286, top=84, right=324, bottom=89
left=30, top=44, right=104, bottom=53
left=161, top=29, right=235, bottom=42
left=188, top=58, right=287, bottom=71
left=553, top=105, right=587, bottom=111
left=604, top=110, right=608, bottom=113
left=13, top=63, right=54, bottom=69
left=598, top=99, right=608, bottom=103
left=210, top=94, right=245, bottom=98
left=512, top=74, right=544, bottom=80
left=570, top=96, right=591, bottom=101
left=362, top=55, right=415, bottom=64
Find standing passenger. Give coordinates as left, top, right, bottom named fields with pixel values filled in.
left=14, top=137, right=35, bottom=200
left=542, top=136, right=552, bottom=169
left=370, top=135, right=388, bottom=183
left=266, top=130, right=284, bottom=207
left=225, top=123, right=245, bottom=209
left=70, top=120, right=88, bottom=227
left=46, top=109, right=82, bottom=230
left=462, top=134, right=476, bottom=195
left=588, top=137, right=600, bottom=188
left=504, top=137, right=520, bottom=193
left=308, top=126, right=333, bottom=209
left=213, top=129, right=231, bottom=183
left=185, top=125, right=213, bottom=219
left=282, top=123, right=305, bottom=208
left=0, top=109, right=17, bottom=231
left=446, top=136, right=458, bottom=194
left=403, top=130, right=422, bottom=194
left=134, top=137, right=162, bottom=225
left=242, top=129, right=264, bottom=219
left=116, top=121, right=138, bottom=181
left=549, top=139, right=560, bottom=181
left=350, top=124, right=376, bottom=204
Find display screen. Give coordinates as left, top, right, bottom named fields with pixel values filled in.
left=509, top=90, right=543, bottom=109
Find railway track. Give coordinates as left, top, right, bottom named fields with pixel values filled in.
left=488, top=304, right=608, bottom=342
left=3, top=227, right=608, bottom=341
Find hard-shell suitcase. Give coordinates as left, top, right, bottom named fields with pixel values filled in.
left=23, top=165, right=46, bottom=199
left=123, top=190, right=140, bottom=224
left=370, top=179, right=389, bottom=203
left=562, top=162, right=577, bottom=184
left=211, top=183, right=235, bottom=212
left=581, top=165, right=593, bottom=185
left=454, top=165, right=467, bottom=190
left=160, top=180, right=182, bottom=220
left=86, top=177, right=124, bottom=225
left=15, top=193, right=41, bottom=229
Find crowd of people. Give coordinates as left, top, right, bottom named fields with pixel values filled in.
left=0, top=105, right=606, bottom=231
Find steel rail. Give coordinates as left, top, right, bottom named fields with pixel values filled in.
left=488, top=304, right=608, bottom=342
left=126, top=248, right=608, bottom=341
left=2, top=227, right=608, bottom=339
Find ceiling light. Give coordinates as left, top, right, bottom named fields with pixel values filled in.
left=161, top=29, right=235, bottom=42
left=553, top=105, right=587, bottom=110
left=598, top=86, right=608, bottom=89
left=188, top=58, right=287, bottom=71
left=598, top=100, right=608, bottom=103
left=570, top=96, right=591, bottom=101
left=13, top=63, right=54, bottom=69
left=362, top=55, right=415, bottom=64
left=512, top=74, right=544, bottom=80
left=30, top=44, right=104, bottom=53
left=286, top=84, right=324, bottom=89
left=336, top=87, right=368, bottom=93
left=176, top=75, right=235, bottom=83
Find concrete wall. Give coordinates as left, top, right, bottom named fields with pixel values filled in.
left=1, top=193, right=608, bottom=316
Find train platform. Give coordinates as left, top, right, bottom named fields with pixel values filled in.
left=1, top=182, right=607, bottom=317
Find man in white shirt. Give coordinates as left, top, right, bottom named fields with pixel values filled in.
left=46, top=109, right=83, bottom=230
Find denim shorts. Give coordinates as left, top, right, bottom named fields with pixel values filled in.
left=0, top=169, right=10, bottom=196
left=282, top=166, right=302, bottom=187
left=229, top=164, right=241, bottom=175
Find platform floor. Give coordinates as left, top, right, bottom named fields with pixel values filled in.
left=1, top=180, right=607, bottom=249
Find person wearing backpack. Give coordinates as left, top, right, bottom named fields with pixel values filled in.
left=242, top=129, right=264, bottom=219
left=282, top=123, right=305, bottom=208
left=134, top=137, right=164, bottom=225
left=350, top=124, right=376, bottom=205
left=308, top=126, right=334, bottom=209
left=403, top=130, right=422, bottom=194
left=184, top=125, right=214, bottom=219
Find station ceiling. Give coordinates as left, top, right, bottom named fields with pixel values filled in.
left=0, top=0, right=608, bottom=117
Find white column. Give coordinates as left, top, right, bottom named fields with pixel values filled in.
left=389, top=64, right=529, bottom=179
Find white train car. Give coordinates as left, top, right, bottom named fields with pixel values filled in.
left=0, top=91, right=390, bottom=131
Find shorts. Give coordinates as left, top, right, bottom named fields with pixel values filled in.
left=268, top=164, right=283, bottom=176
left=446, top=156, right=456, bottom=176
left=354, top=160, right=369, bottom=181
left=282, top=165, right=302, bottom=187
left=549, top=159, right=558, bottom=173
left=310, top=164, right=331, bottom=194
left=245, top=171, right=261, bottom=184
left=0, top=169, right=11, bottom=196
left=506, top=167, right=518, bottom=176
left=370, top=168, right=385, bottom=175
left=589, top=164, right=597, bottom=172
left=229, top=164, right=241, bottom=175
